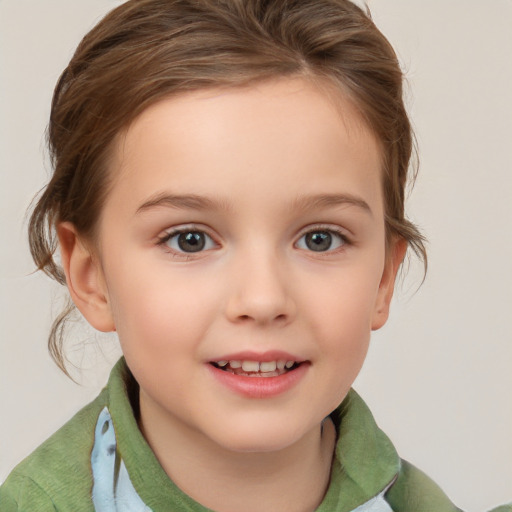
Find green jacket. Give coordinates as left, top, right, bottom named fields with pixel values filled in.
left=0, top=358, right=508, bottom=511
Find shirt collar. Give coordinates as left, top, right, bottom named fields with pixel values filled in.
left=317, top=389, right=400, bottom=511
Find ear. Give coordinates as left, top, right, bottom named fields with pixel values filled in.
left=371, top=238, right=408, bottom=331
left=57, top=222, right=115, bottom=332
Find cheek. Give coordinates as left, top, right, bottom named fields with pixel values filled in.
left=300, top=259, right=383, bottom=388
left=105, top=259, right=222, bottom=352
left=305, top=262, right=383, bottom=334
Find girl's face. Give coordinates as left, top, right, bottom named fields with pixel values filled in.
left=86, top=78, right=402, bottom=453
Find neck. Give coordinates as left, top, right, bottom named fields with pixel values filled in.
left=139, top=398, right=336, bottom=512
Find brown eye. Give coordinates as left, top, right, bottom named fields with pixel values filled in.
left=165, top=230, right=215, bottom=253
left=177, top=232, right=206, bottom=252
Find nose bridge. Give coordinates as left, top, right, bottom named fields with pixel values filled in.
left=225, top=239, right=295, bottom=325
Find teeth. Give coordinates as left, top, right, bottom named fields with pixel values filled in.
left=241, top=361, right=260, bottom=372
left=260, top=361, right=277, bottom=372
left=218, top=359, right=298, bottom=372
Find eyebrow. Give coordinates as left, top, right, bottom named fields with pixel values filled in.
left=136, top=192, right=231, bottom=214
left=292, top=193, right=373, bottom=216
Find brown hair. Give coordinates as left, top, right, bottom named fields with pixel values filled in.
left=28, top=0, right=426, bottom=373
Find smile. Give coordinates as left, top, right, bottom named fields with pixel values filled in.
left=211, top=360, right=300, bottom=377
left=208, top=359, right=308, bottom=398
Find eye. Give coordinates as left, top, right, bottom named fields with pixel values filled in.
left=296, top=229, right=347, bottom=252
left=162, top=229, right=216, bottom=253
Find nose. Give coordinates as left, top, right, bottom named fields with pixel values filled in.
left=224, top=247, right=296, bottom=326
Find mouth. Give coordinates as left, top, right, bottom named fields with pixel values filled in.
left=210, top=359, right=302, bottom=378
left=207, top=354, right=309, bottom=398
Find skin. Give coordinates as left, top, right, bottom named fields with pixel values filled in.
left=59, top=77, right=406, bottom=512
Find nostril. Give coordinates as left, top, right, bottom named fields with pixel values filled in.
left=237, top=313, right=287, bottom=323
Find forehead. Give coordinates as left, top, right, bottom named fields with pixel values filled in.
left=107, top=77, right=383, bottom=215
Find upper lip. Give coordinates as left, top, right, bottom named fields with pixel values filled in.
left=209, top=350, right=306, bottom=363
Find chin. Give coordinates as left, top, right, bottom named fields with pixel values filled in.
left=211, top=421, right=312, bottom=454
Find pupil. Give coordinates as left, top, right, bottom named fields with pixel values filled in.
left=306, top=232, right=331, bottom=252
left=178, top=232, right=205, bottom=252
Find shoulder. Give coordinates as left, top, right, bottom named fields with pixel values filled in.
left=385, top=459, right=462, bottom=512
left=0, top=387, right=108, bottom=511
left=0, top=474, right=57, bottom=511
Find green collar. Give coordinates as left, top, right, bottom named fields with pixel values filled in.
left=318, top=390, right=400, bottom=511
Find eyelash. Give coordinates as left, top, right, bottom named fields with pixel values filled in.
left=156, top=225, right=351, bottom=257
left=295, top=225, right=351, bottom=254
left=156, top=226, right=217, bottom=257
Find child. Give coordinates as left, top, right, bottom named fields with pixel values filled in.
left=0, top=1, right=509, bottom=511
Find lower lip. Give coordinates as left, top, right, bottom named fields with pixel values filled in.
left=207, top=363, right=309, bottom=399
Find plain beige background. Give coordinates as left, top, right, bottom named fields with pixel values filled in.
left=0, top=1, right=511, bottom=510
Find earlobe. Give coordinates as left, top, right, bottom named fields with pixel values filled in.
left=57, top=222, right=115, bottom=332
left=371, top=238, right=408, bottom=331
